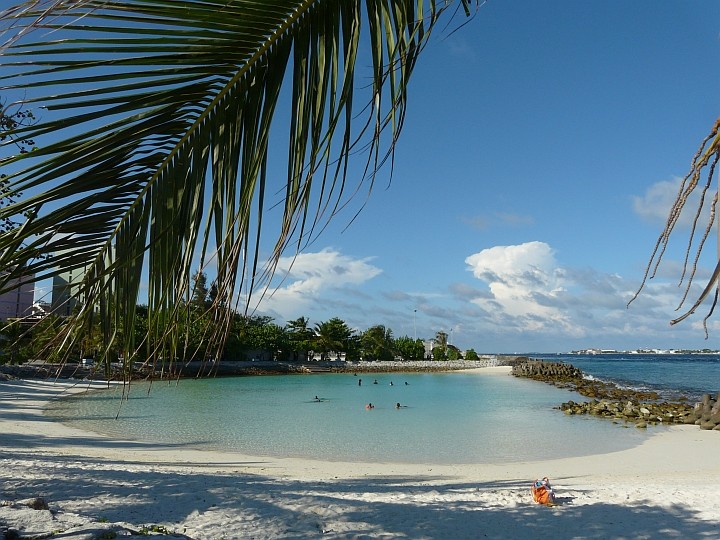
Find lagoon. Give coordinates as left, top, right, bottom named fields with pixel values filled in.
left=47, top=369, right=652, bottom=464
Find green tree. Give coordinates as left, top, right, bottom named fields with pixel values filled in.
left=286, top=316, right=314, bottom=361
left=360, top=325, right=395, bottom=362
left=244, top=320, right=289, bottom=360
left=394, top=336, right=425, bottom=361
left=0, top=101, right=37, bottom=235
left=190, top=271, right=210, bottom=310
left=0, top=0, right=474, bottom=375
left=435, top=331, right=449, bottom=359
left=464, top=348, right=480, bottom=360
left=0, top=320, right=30, bottom=364
left=432, top=345, right=446, bottom=361
left=313, top=318, right=355, bottom=361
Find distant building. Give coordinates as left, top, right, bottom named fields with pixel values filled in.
left=52, top=267, right=86, bottom=317
left=422, top=339, right=435, bottom=360
left=0, top=272, right=35, bottom=321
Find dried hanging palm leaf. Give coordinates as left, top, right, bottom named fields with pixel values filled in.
left=630, top=117, right=720, bottom=337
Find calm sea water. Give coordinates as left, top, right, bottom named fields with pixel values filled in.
left=47, top=370, right=652, bottom=465
left=531, top=353, right=720, bottom=401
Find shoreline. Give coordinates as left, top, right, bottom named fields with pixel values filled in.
left=2, top=370, right=720, bottom=538
left=0, top=357, right=522, bottom=382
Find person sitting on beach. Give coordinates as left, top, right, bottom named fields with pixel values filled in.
left=531, top=477, right=556, bottom=506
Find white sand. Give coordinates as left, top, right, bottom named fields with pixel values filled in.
left=1, top=371, right=719, bottom=539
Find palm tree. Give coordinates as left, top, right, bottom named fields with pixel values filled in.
left=286, top=316, right=313, bottom=361
left=0, top=0, right=474, bottom=376
left=360, top=324, right=394, bottom=361
left=313, top=317, right=354, bottom=360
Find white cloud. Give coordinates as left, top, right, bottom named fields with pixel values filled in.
left=460, top=239, right=720, bottom=349
left=632, top=176, right=712, bottom=227
left=464, top=241, right=580, bottom=333
left=255, top=248, right=382, bottom=318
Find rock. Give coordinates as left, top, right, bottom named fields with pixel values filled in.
left=20, top=497, right=49, bottom=510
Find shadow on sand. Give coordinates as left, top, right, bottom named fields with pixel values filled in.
left=1, top=430, right=719, bottom=539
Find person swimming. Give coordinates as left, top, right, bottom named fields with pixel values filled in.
left=365, top=403, right=374, bottom=410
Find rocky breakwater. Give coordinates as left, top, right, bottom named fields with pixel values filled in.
left=679, top=392, right=720, bottom=430
left=512, top=360, right=712, bottom=430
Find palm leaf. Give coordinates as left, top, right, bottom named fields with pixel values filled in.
left=0, top=0, right=474, bottom=376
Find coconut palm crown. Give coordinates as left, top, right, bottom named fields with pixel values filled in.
left=0, top=0, right=474, bottom=374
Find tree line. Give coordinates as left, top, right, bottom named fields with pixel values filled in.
left=0, top=271, right=480, bottom=365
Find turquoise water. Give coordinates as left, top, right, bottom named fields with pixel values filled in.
left=47, top=371, right=651, bottom=464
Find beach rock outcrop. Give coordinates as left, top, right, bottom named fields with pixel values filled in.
left=558, top=399, right=695, bottom=427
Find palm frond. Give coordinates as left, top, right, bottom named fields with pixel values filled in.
left=0, top=0, right=475, bottom=376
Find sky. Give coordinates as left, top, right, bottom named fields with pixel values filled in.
left=19, top=0, right=720, bottom=354
left=245, top=0, right=720, bottom=353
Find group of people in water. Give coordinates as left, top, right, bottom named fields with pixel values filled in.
left=357, top=378, right=409, bottom=386
left=313, top=375, right=410, bottom=410
left=365, top=402, right=406, bottom=410
left=357, top=375, right=409, bottom=410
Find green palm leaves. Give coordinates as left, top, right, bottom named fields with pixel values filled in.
left=0, top=0, right=473, bottom=372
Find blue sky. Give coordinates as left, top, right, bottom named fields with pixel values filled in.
left=247, top=0, right=720, bottom=353
left=19, top=1, right=719, bottom=353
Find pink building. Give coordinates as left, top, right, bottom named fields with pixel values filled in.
left=0, top=274, right=35, bottom=321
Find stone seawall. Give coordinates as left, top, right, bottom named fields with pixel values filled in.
left=0, top=356, right=521, bottom=381
left=333, top=357, right=513, bottom=373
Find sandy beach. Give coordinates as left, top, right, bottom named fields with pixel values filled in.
left=1, top=368, right=719, bottom=539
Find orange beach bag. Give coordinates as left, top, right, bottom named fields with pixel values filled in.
left=531, top=477, right=555, bottom=505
